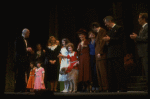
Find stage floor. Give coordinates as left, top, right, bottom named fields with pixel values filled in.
left=4, top=91, right=148, bottom=97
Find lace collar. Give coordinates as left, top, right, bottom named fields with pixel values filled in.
left=68, top=51, right=75, bottom=57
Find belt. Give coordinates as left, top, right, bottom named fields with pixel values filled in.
left=70, top=61, right=78, bottom=63
left=30, top=75, right=34, bottom=76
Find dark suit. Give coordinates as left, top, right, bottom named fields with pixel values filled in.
left=106, top=24, right=127, bottom=92
left=135, top=23, right=148, bottom=82
left=14, top=36, right=30, bottom=92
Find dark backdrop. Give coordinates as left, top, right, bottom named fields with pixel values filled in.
left=4, top=2, right=148, bottom=92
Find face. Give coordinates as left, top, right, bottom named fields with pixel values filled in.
left=37, top=44, right=42, bottom=50
left=89, top=32, right=95, bottom=38
left=51, top=38, right=56, bottom=44
left=37, top=63, right=41, bottom=68
left=24, top=30, right=30, bottom=38
left=92, top=26, right=99, bottom=33
left=104, top=19, right=111, bottom=28
left=62, top=40, right=65, bottom=46
left=68, top=46, right=73, bottom=53
left=79, top=34, right=85, bottom=41
left=30, top=63, right=34, bottom=68
left=138, top=15, right=145, bottom=25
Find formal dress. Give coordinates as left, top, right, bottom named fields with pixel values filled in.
left=14, top=36, right=30, bottom=92
left=106, top=24, right=127, bottom=92
left=88, top=40, right=98, bottom=88
left=26, top=67, right=36, bottom=89
left=95, top=27, right=108, bottom=91
left=34, top=67, right=45, bottom=90
left=66, top=51, right=78, bottom=73
left=58, top=47, right=69, bottom=81
left=135, top=23, right=148, bottom=82
left=45, top=45, right=61, bottom=82
left=78, top=40, right=91, bottom=82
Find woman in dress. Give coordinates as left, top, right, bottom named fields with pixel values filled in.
left=58, top=38, right=70, bottom=92
left=77, top=29, right=91, bottom=92
left=45, top=36, right=61, bottom=91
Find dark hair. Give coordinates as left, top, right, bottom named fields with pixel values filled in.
left=61, top=38, right=70, bottom=47
left=91, top=22, right=100, bottom=28
left=139, top=13, right=148, bottom=22
left=76, top=28, right=87, bottom=36
left=66, top=43, right=74, bottom=51
left=103, top=16, right=115, bottom=23
left=88, top=30, right=96, bottom=37
left=30, top=61, right=35, bottom=66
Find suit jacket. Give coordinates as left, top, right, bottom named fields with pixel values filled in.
left=14, top=36, right=29, bottom=64
left=95, top=27, right=107, bottom=60
left=135, top=23, right=148, bottom=57
left=106, top=24, right=125, bottom=58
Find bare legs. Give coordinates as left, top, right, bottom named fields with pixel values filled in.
left=50, top=81, right=58, bottom=91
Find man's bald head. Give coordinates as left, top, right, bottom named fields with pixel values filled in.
left=22, top=28, right=30, bottom=38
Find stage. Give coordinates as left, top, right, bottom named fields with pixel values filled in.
left=4, top=91, right=148, bottom=97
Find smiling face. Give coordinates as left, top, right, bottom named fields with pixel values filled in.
left=62, top=40, right=65, bottom=46
left=79, top=34, right=86, bottom=41
left=37, top=63, right=41, bottom=68
left=68, top=46, right=73, bottom=53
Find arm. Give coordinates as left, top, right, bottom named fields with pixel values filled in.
left=135, top=28, right=148, bottom=43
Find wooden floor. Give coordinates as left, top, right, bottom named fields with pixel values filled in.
left=4, top=91, right=148, bottom=97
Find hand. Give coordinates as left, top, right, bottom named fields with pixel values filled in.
left=43, top=49, right=46, bottom=53
left=26, top=47, right=32, bottom=52
left=130, top=33, right=137, bottom=40
left=57, top=53, right=62, bottom=57
left=97, top=54, right=101, bottom=58
left=102, top=35, right=110, bottom=41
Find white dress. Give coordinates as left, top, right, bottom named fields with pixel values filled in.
left=58, top=47, right=69, bottom=81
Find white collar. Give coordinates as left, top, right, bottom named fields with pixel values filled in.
left=97, top=27, right=101, bottom=33
left=142, top=23, right=148, bottom=28
left=69, top=51, right=75, bottom=57
left=112, top=24, right=116, bottom=28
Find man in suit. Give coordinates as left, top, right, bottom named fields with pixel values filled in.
left=130, top=13, right=148, bottom=91
left=91, top=22, right=108, bottom=92
left=103, top=16, right=127, bottom=92
left=14, top=28, right=32, bottom=92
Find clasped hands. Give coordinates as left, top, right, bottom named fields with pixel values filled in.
left=49, top=60, right=56, bottom=64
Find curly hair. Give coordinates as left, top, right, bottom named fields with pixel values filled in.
left=66, top=43, right=74, bottom=51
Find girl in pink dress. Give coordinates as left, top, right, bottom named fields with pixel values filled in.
left=34, top=61, right=45, bottom=90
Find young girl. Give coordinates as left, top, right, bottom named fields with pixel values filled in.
left=34, top=61, right=45, bottom=90
left=58, top=38, right=70, bottom=93
left=26, top=62, right=37, bottom=92
left=58, top=43, right=79, bottom=92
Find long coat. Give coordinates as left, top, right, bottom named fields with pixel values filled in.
left=78, top=40, right=92, bottom=82
left=95, top=28, right=107, bottom=60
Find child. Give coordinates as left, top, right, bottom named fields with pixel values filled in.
left=26, top=62, right=37, bottom=92
left=58, top=38, right=70, bottom=93
left=34, top=61, right=45, bottom=90
left=58, top=43, right=79, bottom=92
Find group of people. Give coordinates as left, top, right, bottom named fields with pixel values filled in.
left=14, top=13, right=148, bottom=93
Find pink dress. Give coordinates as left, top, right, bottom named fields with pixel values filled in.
left=34, top=67, right=45, bottom=90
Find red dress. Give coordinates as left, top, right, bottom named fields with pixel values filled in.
left=78, top=40, right=91, bottom=82
left=66, top=51, right=78, bottom=73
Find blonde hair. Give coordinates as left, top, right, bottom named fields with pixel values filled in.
left=48, top=36, right=56, bottom=43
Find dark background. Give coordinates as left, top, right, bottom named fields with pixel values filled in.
left=4, top=2, right=148, bottom=92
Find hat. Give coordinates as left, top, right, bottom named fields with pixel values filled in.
left=76, top=28, right=87, bottom=36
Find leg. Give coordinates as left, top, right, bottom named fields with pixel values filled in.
left=54, top=81, right=58, bottom=92
left=142, top=56, right=148, bottom=83
left=69, top=81, right=73, bottom=93
left=50, top=81, right=54, bottom=91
